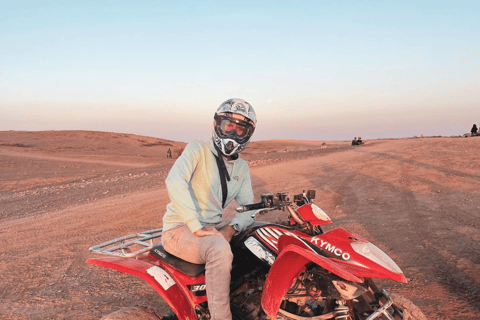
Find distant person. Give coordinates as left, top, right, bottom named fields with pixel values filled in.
left=471, top=124, right=478, bottom=136
left=167, top=148, right=172, bottom=158
left=284, top=147, right=287, bottom=152
left=351, top=137, right=359, bottom=145
left=357, top=136, right=364, bottom=145
left=321, top=142, right=327, bottom=149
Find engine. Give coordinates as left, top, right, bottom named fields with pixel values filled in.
left=229, top=266, right=345, bottom=319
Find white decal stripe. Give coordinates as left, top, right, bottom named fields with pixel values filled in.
left=345, top=259, right=368, bottom=268
left=286, top=232, right=318, bottom=254
left=300, top=238, right=319, bottom=255
left=256, top=230, right=278, bottom=251
left=271, top=228, right=284, bottom=237
left=265, top=228, right=280, bottom=239
left=257, top=228, right=269, bottom=238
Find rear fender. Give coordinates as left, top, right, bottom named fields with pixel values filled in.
left=87, top=258, right=197, bottom=320
left=261, top=235, right=362, bottom=317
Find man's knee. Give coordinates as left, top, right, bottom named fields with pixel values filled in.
left=206, top=238, right=233, bottom=264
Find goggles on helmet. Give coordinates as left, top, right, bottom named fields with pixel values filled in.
left=214, top=113, right=255, bottom=144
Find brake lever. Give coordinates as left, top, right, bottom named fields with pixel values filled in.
left=255, top=207, right=277, bottom=215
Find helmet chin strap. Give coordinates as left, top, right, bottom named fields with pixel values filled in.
left=212, top=141, right=231, bottom=209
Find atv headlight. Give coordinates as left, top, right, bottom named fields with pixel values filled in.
left=311, top=204, right=332, bottom=222
left=351, top=242, right=402, bottom=274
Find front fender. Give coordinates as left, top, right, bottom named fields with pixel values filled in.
left=261, top=236, right=362, bottom=317
left=87, top=258, right=197, bottom=320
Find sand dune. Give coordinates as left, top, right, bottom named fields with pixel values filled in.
left=1, top=130, right=479, bottom=319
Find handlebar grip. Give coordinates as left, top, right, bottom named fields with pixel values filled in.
left=235, top=202, right=265, bottom=212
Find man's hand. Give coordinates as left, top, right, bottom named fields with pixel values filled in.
left=219, top=225, right=237, bottom=243
left=194, top=226, right=222, bottom=237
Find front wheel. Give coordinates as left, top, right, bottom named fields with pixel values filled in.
left=269, top=291, right=427, bottom=320
left=100, top=306, right=161, bottom=320
left=389, top=293, right=427, bottom=320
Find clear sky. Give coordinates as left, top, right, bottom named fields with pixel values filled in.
left=1, top=1, right=479, bottom=142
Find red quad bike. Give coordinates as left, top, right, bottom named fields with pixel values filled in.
left=87, top=190, right=427, bottom=320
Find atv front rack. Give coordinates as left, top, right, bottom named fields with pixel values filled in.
left=89, top=228, right=163, bottom=258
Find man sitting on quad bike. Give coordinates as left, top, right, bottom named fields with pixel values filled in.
left=161, top=98, right=258, bottom=320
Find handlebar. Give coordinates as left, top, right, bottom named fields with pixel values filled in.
left=235, top=190, right=316, bottom=213
left=235, top=190, right=322, bottom=234
left=235, top=192, right=291, bottom=213
left=235, top=202, right=266, bottom=212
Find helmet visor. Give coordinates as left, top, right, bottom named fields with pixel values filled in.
left=214, top=113, right=255, bottom=144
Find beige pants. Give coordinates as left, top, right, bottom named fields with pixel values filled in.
left=162, top=221, right=233, bottom=320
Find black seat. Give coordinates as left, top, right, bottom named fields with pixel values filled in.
left=150, top=243, right=206, bottom=277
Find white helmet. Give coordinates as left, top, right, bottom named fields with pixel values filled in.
left=213, top=98, right=256, bottom=157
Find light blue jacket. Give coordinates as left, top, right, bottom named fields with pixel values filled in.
left=162, top=139, right=255, bottom=233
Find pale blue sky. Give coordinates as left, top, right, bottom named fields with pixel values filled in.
left=1, top=1, right=479, bottom=142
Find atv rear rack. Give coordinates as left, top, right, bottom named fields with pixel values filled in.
left=89, top=228, right=163, bottom=258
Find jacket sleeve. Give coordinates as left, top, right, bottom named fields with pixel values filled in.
left=165, top=142, right=203, bottom=233
left=230, top=164, right=255, bottom=232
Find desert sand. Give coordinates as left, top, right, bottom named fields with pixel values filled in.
left=1, top=130, right=479, bottom=320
